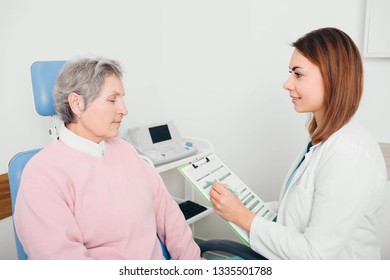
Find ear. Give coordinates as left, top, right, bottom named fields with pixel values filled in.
left=68, top=92, right=85, bottom=117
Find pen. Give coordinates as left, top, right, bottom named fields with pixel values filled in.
left=206, top=181, right=213, bottom=187
left=226, top=188, right=238, bottom=196
left=206, top=180, right=237, bottom=195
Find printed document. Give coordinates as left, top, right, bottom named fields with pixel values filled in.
left=178, top=153, right=277, bottom=245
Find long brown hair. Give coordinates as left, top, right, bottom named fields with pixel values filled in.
left=292, top=27, right=363, bottom=144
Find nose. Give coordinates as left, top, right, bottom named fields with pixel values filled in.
left=117, top=98, right=128, bottom=116
left=283, top=74, right=294, bottom=91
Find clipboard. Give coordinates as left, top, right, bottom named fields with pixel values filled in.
left=178, top=153, right=277, bottom=246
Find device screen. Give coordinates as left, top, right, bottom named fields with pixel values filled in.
left=149, top=124, right=172, bottom=144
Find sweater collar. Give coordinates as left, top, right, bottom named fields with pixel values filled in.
left=58, top=122, right=105, bottom=158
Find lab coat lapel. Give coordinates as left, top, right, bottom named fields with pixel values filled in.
left=287, top=153, right=311, bottom=189
left=282, top=143, right=318, bottom=197
left=279, top=152, right=305, bottom=200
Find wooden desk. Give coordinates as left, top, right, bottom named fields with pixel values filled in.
left=0, top=173, right=12, bottom=220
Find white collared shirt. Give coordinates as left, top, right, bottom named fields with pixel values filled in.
left=58, top=122, right=105, bottom=158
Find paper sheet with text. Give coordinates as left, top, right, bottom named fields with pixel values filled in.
left=178, top=153, right=277, bottom=245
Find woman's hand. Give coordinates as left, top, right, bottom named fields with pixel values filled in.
left=210, top=181, right=255, bottom=232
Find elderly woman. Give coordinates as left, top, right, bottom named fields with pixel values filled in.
left=14, top=57, right=200, bottom=260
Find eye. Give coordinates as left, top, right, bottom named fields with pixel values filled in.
left=293, top=71, right=302, bottom=78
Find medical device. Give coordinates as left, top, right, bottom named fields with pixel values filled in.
left=127, top=121, right=197, bottom=165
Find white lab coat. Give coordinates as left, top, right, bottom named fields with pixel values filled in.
left=249, top=119, right=387, bottom=259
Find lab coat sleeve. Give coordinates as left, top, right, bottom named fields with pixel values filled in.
left=249, top=142, right=378, bottom=259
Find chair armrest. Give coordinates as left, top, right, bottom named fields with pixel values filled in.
left=199, top=239, right=267, bottom=260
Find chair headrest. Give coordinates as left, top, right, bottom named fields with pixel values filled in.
left=30, top=61, right=67, bottom=116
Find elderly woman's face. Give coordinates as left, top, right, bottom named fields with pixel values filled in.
left=76, top=74, right=128, bottom=143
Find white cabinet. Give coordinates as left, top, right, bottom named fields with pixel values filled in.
left=364, top=0, right=390, bottom=57
left=142, top=136, right=214, bottom=225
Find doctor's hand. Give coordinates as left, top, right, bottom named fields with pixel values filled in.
left=210, top=181, right=255, bottom=233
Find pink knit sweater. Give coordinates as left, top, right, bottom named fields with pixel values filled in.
left=14, top=138, right=200, bottom=259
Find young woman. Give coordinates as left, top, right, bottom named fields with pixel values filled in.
left=210, top=27, right=387, bottom=259
left=14, top=58, right=200, bottom=260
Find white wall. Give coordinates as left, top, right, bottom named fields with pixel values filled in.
left=1, top=0, right=389, bottom=259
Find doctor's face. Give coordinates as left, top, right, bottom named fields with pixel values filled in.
left=75, top=74, right=128, bottom=143
left=283, top=49, right=325, bottom=122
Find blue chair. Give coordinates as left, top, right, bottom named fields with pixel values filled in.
left=8, top=61, right=66, bottom=260
left=9, top=148, right=43, bottom=260
left=8, top=60, right=263, bottom=260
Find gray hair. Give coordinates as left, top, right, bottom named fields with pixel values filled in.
left=54, top=57, right=123, bottom=124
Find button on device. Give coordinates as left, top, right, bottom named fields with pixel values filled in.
left=185, top=141, right=193, bottom=148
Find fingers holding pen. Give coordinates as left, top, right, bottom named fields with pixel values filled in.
left=210, top=181, right=240, bottom=221
left=210, top=180, right=229, bottom=195
left=210, top=181, right=231, bottom=206
left=210, top=181, right=255, bottom=232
